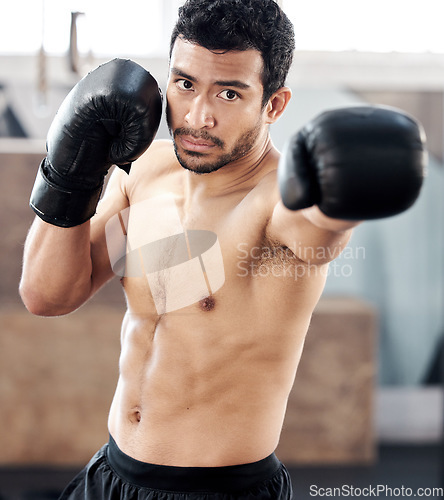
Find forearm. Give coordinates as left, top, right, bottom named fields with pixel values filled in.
left=19, top=218, right=93, bottom=316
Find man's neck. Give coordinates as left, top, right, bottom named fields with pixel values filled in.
left=183, top=133, right=276, bottom=202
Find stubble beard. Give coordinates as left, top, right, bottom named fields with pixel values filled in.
left=168, top=121, right=263, bottom=175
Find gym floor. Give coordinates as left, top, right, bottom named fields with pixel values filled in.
left=0, top=445, right=441, bottom=500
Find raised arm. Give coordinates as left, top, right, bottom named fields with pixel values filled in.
left=268, top=106, right=427, bottom=264
left=20, top=168, right=128, bottom=316
left=19, top=59, right=162, bottom=316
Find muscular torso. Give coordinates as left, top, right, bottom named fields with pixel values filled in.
left=104, top=140, right=328, bottom=466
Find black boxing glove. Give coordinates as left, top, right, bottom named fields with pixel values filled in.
left=30, top=58, right=162, bottom=227
left=278, top=106, right=427, bottom=220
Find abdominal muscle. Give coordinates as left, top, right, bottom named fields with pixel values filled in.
left=107, top=280, right=313, bottom=467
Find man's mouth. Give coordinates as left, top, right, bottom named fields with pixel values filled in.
left=179, top=135, right=216, bottom=153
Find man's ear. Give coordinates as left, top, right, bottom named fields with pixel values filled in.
left=265, top=87, right=292, bottom=124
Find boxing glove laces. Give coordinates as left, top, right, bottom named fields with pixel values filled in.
left=30, top=58, right=163, bottom=227
left=278, top=106, right=427, bottom=220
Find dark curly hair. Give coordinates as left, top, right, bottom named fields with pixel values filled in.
left=170, top=0, right=295, bottom=107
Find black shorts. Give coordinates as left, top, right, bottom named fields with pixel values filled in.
left=59, top=435, right=293, bottom=499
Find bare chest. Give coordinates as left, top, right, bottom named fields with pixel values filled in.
left=107, top=187, right=267, bottom=313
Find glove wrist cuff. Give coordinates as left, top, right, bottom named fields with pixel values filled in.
left=30, top=159, right=103, bottom=228
left=278, top=131, right=321, bottom=211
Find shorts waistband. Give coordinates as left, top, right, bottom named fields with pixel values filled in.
left=106, top=434, right=282, bottom=493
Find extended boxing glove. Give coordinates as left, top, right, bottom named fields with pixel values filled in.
left=30, top=58, right=163, bottom=227
left=278, top=106, right=427, bottom=220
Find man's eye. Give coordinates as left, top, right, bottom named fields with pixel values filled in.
left=176, top=79, right=193, bottom=90
left=218, top=89, right=239, bottom=101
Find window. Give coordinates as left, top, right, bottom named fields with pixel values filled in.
left=1, top=0, right=443, bottom=56
left=283, top=0, right=444, bottom=53
left=0, top=0, right=183, bottom=56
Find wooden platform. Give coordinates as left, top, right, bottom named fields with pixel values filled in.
left=277, top=297, right=377, bottom=465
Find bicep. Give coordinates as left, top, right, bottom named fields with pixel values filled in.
left=89, top=167, right=130, bottom=294
left=267, top=201, right=354, bottom=265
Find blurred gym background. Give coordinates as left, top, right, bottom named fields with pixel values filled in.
left=1, top=1, right=444, bottom=498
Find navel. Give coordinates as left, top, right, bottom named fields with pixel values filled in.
left=129, top=406, right=142, bottom=424
left=199, top=295, right=216, bottom=312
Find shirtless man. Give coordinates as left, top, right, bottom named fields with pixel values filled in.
left=19, top=0, right=426, bottom=498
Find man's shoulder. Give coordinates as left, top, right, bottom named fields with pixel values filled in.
left=149, top=138, right=175, bottom=152
left=249, top=168, right=279, bottom=205
left=229, top=145, right=281, bottom=226
left=129, top=139, right=177, bottom=177
left=256, top=168, right=278, bottom=189
left=250, top=146, right=280, bottom=195
left=139, top=139, right=176, bottom=166
left=118, top=139, right=179, bottom=199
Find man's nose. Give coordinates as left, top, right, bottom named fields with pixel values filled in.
left=185, top=95, right=215, bottom=129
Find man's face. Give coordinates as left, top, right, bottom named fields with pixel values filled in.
left=166, top=37, right=268, bottom=174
